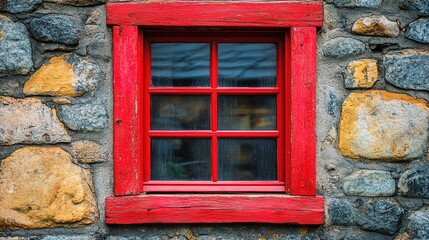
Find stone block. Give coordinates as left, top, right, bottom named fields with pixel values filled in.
left=43, top=0, right=106, bottom=6
left=0, top=14, right=33, bottom=77
left=333, top=0, right=383, bottom=8
left=71, top=140, right=106, bottom=164
left=344, top=59, right=378, bottom=89
left=0, top=147, right=98, bottom=230
left=0, top=96, right=71, bottom=145
left=0, top=0, right=42, bottom=13
left=400, top=0, right=429, bottom=16
left=338, top=90, right=429, bottom=160
left=59, top=104, right=108, bottom=132
left=399, top=165, right=429, bottom=198
left=358, top=199, right=403, bottom=235
left=405, top=18, right=429, bottom=43
left=328, top=199, right=355, bottom=225
left=29, top=15, right=78, bottom=46
left=407, top=210, right=429, bottom=239
left=343, top=170, right=395, bottom=196
left=352, top=16, right=400, bottom=37
left=322, top=37, right=366, bottom=58
left=384, top=49, right=429, bottom=91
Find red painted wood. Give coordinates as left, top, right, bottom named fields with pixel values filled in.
left=113, top=26, right=144, bottom=196
left=290, top=27, right=317, bottom=196
left=148, top=87, right=279, bottom=94
left=106, top=195, right=324, bottom=224
left=106, top=1, right=323, bottom=27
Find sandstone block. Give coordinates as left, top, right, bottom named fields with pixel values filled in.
left=0, top=14, right=33, bottom=77
left=30, top=15, right=78, bottom=46
left=407, top=210, right=429, bottom=239
left=338, top=90, right=429, bottom=160
left=405, top=18, right=429, bottom=43
left=343, top=170, right=395, bottom=196
left=23, top=53, right=102, bottom=97
left=0, top=147, right=98, bottom=230
left=43, top=0, right=106, bottom=6
left=344, top=59, right=378, bottom=89
left=384, top=49, right=429, bottom=91
left=328, top=199, right=355, bottom=225
left=333, top=0, right=383, bottom=8
left=358, top=199, right=403, bottom=235
left=59, top=104, right=108, bottom=132
left=322, top=37, right=366, bottom=58
left=398, top=165, right=429, bottom=198
left=71, top=140, right=106, bottom=164
left=400, top=0, right=429, bottom=16
left=352, top=16, right=400, bottom=37
left=0, top=96, right=71, bottom=145
left=0, top=0, right=42, bottom=13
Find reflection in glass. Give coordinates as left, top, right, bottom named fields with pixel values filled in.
left=218, top=95, right=276, bottom=130
left=218, top=139, right=277, bottom=181
left=151, top=95, right=210, bottom=130
left=151, top=138, right=211, bottom=180
left=218, top=43, right=276, bottom=87
left=151, top=43, right=210, bottom=86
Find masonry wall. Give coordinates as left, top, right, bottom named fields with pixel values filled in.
left=0, top=0, right=429, bottom=239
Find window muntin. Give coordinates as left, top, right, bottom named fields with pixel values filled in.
left=143, top=32, right=286, bottom=192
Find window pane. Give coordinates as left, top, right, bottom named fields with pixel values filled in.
left=218, top=139, right=277, bottom=181
left=151, top=138, right=211, bottom=180
left=218, top=95, right=276, bottom=130
left=151, top=43, right=210, bottom=86
left=218, top=43, right=276, bottom=87
left=151, top=95, right=210, bottom=130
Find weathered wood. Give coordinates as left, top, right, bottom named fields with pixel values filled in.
left=107, top=1, right=323, bottom=27
left=290, top=27, right=317, bottom=196
left=106, top=195, right=324, bottom=224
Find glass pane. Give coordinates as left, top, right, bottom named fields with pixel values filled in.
left=218, top=43, right=276, bottom=87
left=151, top=43, right=210, bottom=86
left=218, top=95, right=276, bottom=130
left=218, top=139, right=277, bottom=181
left=151, top=95, right=210, bottom=130
left=151, top=138, right=211, bottom=180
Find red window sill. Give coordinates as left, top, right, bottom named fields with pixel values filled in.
left=105, top=194, right=324, bottom=224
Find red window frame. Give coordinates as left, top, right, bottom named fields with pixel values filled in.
left=106, top=1, right=324, bottom=225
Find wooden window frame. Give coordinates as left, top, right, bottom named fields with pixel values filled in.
left=106, top=1, right=324, bottom=225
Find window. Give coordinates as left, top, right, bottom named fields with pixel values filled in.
left=106, top=1, right=324, bottom=224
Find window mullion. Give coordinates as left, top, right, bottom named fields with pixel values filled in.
left=211, top=40, right=218, bottom=182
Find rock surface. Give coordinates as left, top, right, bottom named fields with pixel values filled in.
left=29, top=16, right=78, bottom=46
left=407, top=210, right=429, bottom=239
left=399, top=165, right=429, bottom=198
left=384, top=49, right=429, bottom=91
left=344, top=59, right=378, bottom=89
left=338, top=90, right=429, bottom=160
left=400, top=0, right=429, bottom=16
left=0, top=147, right=98, bottom=230
left=43, top=0, right=106, bottom=6
left=358, top=199, right=403, bottom=235
left=23, top=53, right=101, bottom=97
left=343, top=170, right=395, bottom=196
left=333, top=0, right=383, bottom=8
left=0, top=14, right=33, bottom=77
left=322, top=37, right=366, bottom=58
left=0, top=96, right=71, bottom=145
left=71, top=140, right=106, bottom=164
left=328, top=199, right=355, bottom=225
left=405, top=18, right=429, bottom=43
left=0, top=0, right=42, bottom=13
left=352, top=16, right=400, bottom=37
left=59, top=104, right=108, bottom=132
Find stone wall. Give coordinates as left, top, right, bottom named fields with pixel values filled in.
left=0, top=0, right=429, bottom=239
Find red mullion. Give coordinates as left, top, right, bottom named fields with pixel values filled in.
left=148, top=87, right=278, bottom=95
left=276, top=37, right=285, bottom=184
left=145, top=31, right=283, bottom=43
left=143, top=35, right=152, bottom=183
left=284, top=31, right=292, bottom=193
left=211, top=40, right=218, bottom=182
left=148, top=130, right=279, bottom=138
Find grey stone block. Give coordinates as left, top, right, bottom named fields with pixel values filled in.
left=328, top=199, right=355, bottom=225
left=59, top=104, right=108, bottom=132
left=358, top=199, right=403, bottom=235
left=333, top=0, right=383, bottom=8
left=343, top=170, right=395, bottom=197
left=0, top=0, right=42, bottom=13
left=30, top=15, right=78, bottom=46
left=408, top=210, right=429, bottom=239
left=399, top=165, right=429, bottom=198
left=405, top=18, right=429, bottom=43
left=322, top=37, right=366, bottom=58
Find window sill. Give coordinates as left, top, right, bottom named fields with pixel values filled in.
left=105, top=194, right=324, bottom=224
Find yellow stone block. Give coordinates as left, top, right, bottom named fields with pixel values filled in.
left=345, top=59, right=378, bottom=89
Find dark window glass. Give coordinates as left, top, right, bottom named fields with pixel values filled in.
left=151, top=95, right=210, bottom=130
left=218, top=95, right=276, bottom=130
left=151, top=138, right=211, bottom=180
left=151, top=43, right=210, bottom=86
left=218, top=43, right=276, bottom=87
left=218, top=138, right=277, bottom=181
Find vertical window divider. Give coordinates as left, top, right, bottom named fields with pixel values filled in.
left=211, top=40, right=218, bottom=182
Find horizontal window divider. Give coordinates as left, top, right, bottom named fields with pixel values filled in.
left=148, top=130, right=279, bottom=138
left=143, top=185, right=286, bottom=193
left=148, top=87, right=279, bottom=94
left=145, top=181, right=284, bottom=185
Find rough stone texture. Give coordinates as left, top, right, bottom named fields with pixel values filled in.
left=0, top=14, right=33, bottom=77
left=343, top=170, right=395, bottom=196
left=322, top=37, right=366, bottom=58
left=43, top=0, right=106, bottom=6
left=328, top=199, right=355, bottom=225
left=338, top=90, right=429, bottom=160
left=384, top=49, right=429, bottom=91
left=53, top=97, right=73, bottom=105
left=399, top=165, right=429, bottom=198
left=352, top=16, right=400, bottom=37
left=407, top=210, right=429, bottom=239
left=71, top=140, right=106, bottom=164
left=358, top=199, right=403, bottom=235
left=344, top=59, right=378, bottom=89
left=0, top=96, right=71, bottom=145
left=59, top=104, right=108, bottom=132
left=0, top=0, right=42, bottom=13
left=400, top=0, right=429, bottom=16
left=23, top=53, right=102, bottom=97
left=333, top=0, right=383, bottom=8
left=29, top=16, right=78, bottom=46
left=0, top=147, right=99, bottom=230
left=405, top=18, right=429, bottom=43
